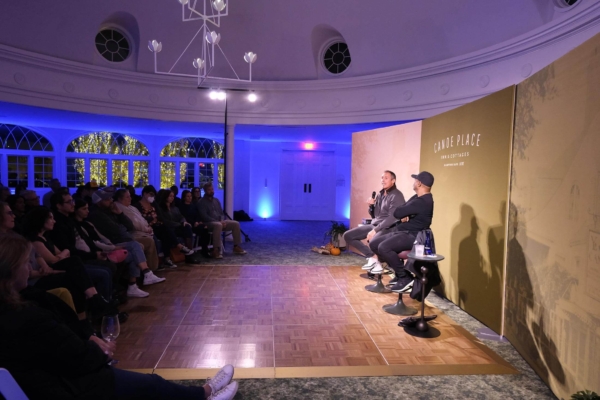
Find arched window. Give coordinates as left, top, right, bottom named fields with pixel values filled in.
left=159, top=138, right=224, bottom=190
left=0, top=124, right=55, bottom=189
left=66, top=132, right=150, bottom=188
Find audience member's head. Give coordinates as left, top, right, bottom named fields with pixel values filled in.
left=170, top=185, right=179, bottom=196
left=0, top=186, right=10, bottom=202
left=7, top=195, right=25, bottom=216
left=92, top=188, right=115, bottom=209
left=23, top=207, right=54, bottom=236
left=0, top=201, right=15, bottom=232
left=114, top=188, right=130, bottom=204
left=181, top=190, right=192, bottom=205
left=50, top=191, right=75, bottom=216
left=73, top=198, right=90, bottom=221
left=49, top=178, right=62, bottom=192
left=203, top=182, right=214, bottom=198
left=83, top=181, right=99, bottom=197
left=191, top=187, right=201, bottom=202
left=126, top=185, right=137, bottom=200
left=21, top=190, right=40, bottom=209
left=156, top=189, right=174, bottom=210
left=141, top=185, right=157, bottom=203
left=0, top=231, right=31, bottom=307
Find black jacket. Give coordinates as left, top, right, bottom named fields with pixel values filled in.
left=87, top=205, right=133, bottom=244
left=0, top=303, right=114, bottom=400
left=46, top=212, right=95, bottom=260
left=405, top=229, right=443, bottom=302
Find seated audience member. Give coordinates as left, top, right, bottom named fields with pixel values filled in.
left=113, top=189, right=159, bottom=270
left=0, top=201, right=16, bottom=233
left=180, top=189, right=211, bottom=257
left=343, top=170, right=405, bottom=274
left=135, top=185, right=194, bottom=268
left=6, top=195, right=25, bottom=233
left=126, top=184, right=141, bottom=204
left=156, top=189, right=194, bottom=251
left=0, top=232, right=239, bottom=400
left=21, top=207, right=113, bottom=319
left=42, top=178, right=62, bottom=208
left=197, top=182, right=246, bottom=259
left=170, top=185, right=182, bottom=208
left=73, top=198, right=160, bottom=298
left=369, top=171, right=435, bottom=292
left=21, top=190, right=40, bottom=213
left=191, top=186, right=201, bottom=203
left=86, top=189, right=166, bottom=292
left=73, top=181, right=99, bottom=206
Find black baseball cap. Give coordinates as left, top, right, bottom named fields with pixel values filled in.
left=411, top=171, right=434, bottom=187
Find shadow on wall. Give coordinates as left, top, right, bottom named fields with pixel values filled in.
left=505, top=202, right=566, bottom=386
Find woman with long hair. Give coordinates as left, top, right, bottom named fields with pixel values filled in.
left=155, top=189, right=194, bottom=250
left=0, top=232, right=239, bottom=400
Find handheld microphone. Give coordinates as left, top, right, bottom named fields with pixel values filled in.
left=368, top=191, right=376, bottom=218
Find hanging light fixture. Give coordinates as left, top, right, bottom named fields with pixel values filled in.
left=149, top=0, right=257, bottom=86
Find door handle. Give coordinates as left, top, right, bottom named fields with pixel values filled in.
left=304, top=184, right=307, bottom=193
left=309, top=184, right=312, bottom=193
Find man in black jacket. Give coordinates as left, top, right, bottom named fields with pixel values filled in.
left=369, top=171, right=434, bottom=292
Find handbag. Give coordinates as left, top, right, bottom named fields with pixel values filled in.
left=106, top=249, right=128, bottom=263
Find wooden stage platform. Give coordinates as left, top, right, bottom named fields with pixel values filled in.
left=114, top=264, right=517, bottom=379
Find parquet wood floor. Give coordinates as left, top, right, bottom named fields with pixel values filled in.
left=114, top=264, right=517, bottom=378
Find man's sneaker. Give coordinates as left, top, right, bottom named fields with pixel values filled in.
left=158, top=258, right=177, bottom=270
left=370, top=261, right=384, bottom=274
left=208, top=381, right=238, bottom=400
left=143, top=271, right=166, bottom=286
left=180, top=246, right=195, bottom=256
left=361, top=257, right=377, bottom=270
left=127, top=284, right=149, bottom=298
left=208, top=364, right=234, bottom=393
left=388, top=276, right=400, bottom=285
left=233, top=246, right=247, bottom=255
left=391, top=277, right=414, bottom=293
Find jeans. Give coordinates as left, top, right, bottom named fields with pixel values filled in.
left=115, top=241, right=147, bottom=278
left=369, top=231, right=417, bottom=278
left=84, top=264, right=113, bottom=300
left=113, top=368, right=205, bottom=400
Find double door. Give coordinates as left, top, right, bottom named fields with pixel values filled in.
left=279, top=150, right=335, bottom=220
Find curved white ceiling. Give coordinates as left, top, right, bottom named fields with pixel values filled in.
left=0, top=0, right=599, bottom=126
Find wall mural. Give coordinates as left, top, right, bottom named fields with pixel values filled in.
left=506, top=33, right=600, bottom=398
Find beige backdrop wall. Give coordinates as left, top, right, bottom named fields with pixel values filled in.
left=350, top=121, right=422, bottom=247
left=419, top=87, right=515, bottom=334
left=506, top=34, right=600, bottom=398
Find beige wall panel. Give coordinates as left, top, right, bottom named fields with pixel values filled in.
left=507, top=33, right=600, bottom=398
left=420, top=87, right=515, bottom=334
left=350, top=121, right=422, bottom=247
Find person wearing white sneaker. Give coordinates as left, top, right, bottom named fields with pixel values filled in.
left=142, top=269, right=166, bottom=286
left=370, top=261, right=384, bottom=274
left=127, top=283, right=149, bottom=298
left=343, top=171, right=405, bottom=267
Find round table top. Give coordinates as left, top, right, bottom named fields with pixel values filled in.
left=407, top=252, right=445, bottom=262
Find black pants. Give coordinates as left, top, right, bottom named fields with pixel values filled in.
left=34, top=256, right=94, bottom=313
left=113, top=368, right=204, bottom=399
left=369, top=231, right=417, bottom=278
left=152, top=224, right=180, bottom=250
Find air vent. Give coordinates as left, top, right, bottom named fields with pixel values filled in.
left=323, top=42, right=351, bottom=75
left=95, top=29, right=130, bottom=62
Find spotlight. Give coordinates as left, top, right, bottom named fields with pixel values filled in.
left=209, top=90, right=218, bottom=100
left=247, top=93, right=257, bottom=102
left=216, top=91, right=226, bottom=100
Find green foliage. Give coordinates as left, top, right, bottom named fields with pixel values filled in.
left=324, top=221, right=348, bottom=241
left=571, top=390, right=600, bottom=400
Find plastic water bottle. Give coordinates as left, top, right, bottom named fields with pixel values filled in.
left=424, top=231, right=433, bottom=255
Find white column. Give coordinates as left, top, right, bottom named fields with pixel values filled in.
left=225, top=123, right=235, bottom=217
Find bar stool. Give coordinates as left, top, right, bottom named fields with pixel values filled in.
left=382, top=250, right=417, bottom=315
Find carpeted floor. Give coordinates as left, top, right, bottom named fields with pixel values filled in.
left=169, top=221, right=556, bottom=399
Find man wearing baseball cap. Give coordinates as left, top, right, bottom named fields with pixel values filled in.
left=368, top=171, right=435, bottom=292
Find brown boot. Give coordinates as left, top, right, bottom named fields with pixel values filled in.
left=233, top=245, right=247, bottom=255
left=212, top=247, right=223, bottom=259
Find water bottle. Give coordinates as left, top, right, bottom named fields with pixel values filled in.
left=424, top=231, right=433, bottom=255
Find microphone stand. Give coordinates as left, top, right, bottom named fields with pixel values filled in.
left=223, top=211, right=251, bottom=242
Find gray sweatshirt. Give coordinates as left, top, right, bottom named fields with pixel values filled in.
left=371, top=186, right=405, bottom=232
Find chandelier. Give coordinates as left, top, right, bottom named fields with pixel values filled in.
left=148, top=0, right=257, bottom=87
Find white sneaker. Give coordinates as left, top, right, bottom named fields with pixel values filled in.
left=208, top=381, right=238, bottom=400
left=127, top=284, right=149, bottom=298
left=370, top=261, right=384, bottom=274
left=143, top=271, right=166, bottom=286
left=180, top=246, right=194, bottom=256
left=361, top=257, right=377, bottom=270
left=208, top=364, right=234, bottom=393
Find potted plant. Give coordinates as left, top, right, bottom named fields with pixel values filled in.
left=325, top=221, right=348, bottom=249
